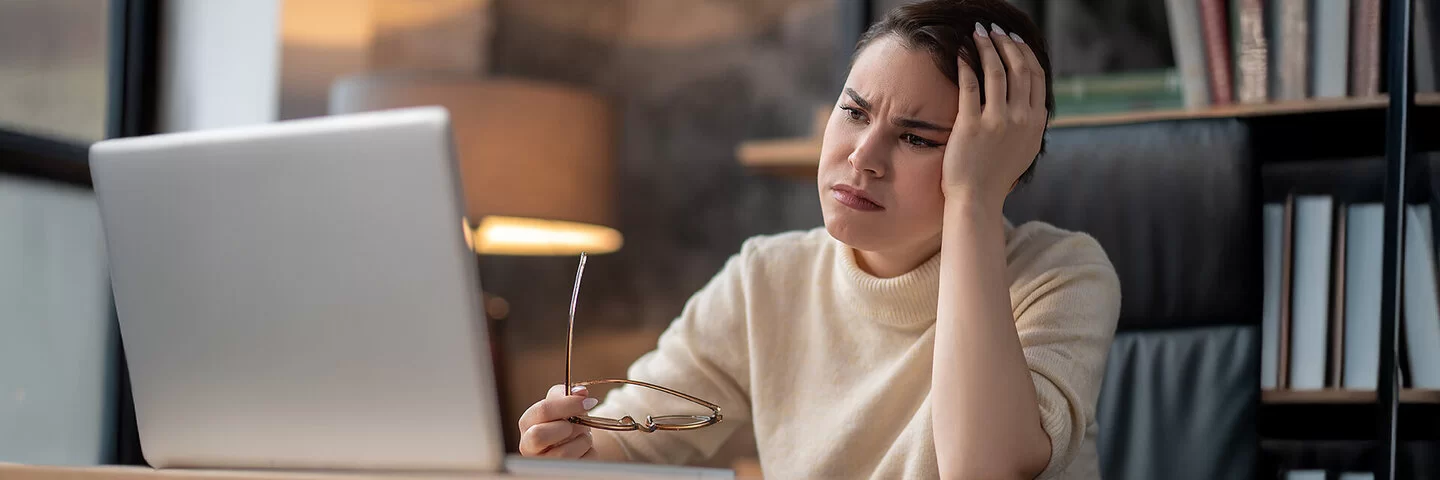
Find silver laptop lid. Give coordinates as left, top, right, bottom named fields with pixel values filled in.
left=90, top=107, right=504, bottom=472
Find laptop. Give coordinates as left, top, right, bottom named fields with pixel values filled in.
left=89, top=107, right=732, bottom=479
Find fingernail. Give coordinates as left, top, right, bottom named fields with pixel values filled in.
left=571, top=385, right=586, bottom=395
left=1009, top=32, right=1024, bottom=44
left=582, top=398, right=599, bottom=410
left=974, top=22, right=988, bottom=37
left=991, top=23, right=1006, bottom=36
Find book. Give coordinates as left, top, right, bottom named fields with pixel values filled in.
left=1263, top=203, right=1285, bottom=389
left=1328, top=203, right=1347, bottom=387
left=1200, top=0, right=1235, bottom=104
left=1289, top=195, right=1333, bottom=390
left=1417, top=0, right=1436, bottom=92
left=1272, top=0, right=1310, bottom=100
left=1051, top=69, right=1186, bottom=117
left=1236, top=0, right=1270, bottom=103
left=1403, top=205, right=1440, bottom=388
left=1343, top=203, right=1383, bottom=390
left=1279, top=195, right=1296, bottom=388
left=1311, top=0, right=1351, bottom=98
left=1166, top=0, right=1211, bottom=107
left=1350, top=0, right=1381, bottom=96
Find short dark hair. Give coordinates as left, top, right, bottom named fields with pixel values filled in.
left=854, top=0, right=1053, bottom=184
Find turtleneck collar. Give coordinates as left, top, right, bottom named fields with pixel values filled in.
left=831, top=238, right=943, bottom=328
left=827, top=219, right=1016, bottom=328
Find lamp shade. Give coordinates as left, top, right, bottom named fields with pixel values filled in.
left=329, top=73, right=621, bottom=255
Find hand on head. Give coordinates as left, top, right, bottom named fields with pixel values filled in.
left=942, top=22, right=1049, bottom=208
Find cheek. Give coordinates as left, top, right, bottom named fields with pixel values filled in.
left=889, top=156, right=946, bottom=210
left=818, top=124, right=853, bottom=167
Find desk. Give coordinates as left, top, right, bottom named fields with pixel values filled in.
left=0, top=460, right=734, bottom=480
left=0, top=464, right=508, bottom=480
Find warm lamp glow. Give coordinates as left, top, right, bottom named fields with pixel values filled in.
left=464, top=216, right=622, bottom=256
left=331, top=75, right=623, bottom=257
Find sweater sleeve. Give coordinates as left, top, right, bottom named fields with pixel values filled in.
left=587, top=247, right=753, bottom=465
left=1009, top=233, right=1121, bottom=479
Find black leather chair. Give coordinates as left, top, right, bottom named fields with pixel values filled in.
left=1004, top=118, right=1261, bottom=480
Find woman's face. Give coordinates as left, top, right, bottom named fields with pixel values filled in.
left=818, top=35, right=958, bottom=255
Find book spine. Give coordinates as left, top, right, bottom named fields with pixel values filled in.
left=1329, top=203, right=1346, bottom=387
left=1201, top=0, right=1236, bottom=104
left=1343, top=204, right=1383, bottom=390
left=1167, top=0, right=1212, bottom=107
left=1311, top=0, right=1351, bottom=98
left=1279, top=195, right=1295, bottom=389
left=1277, top=0, right=1309, bottom=100
left=1349, top=0, right=1381, bottom=96
left=1237, top=0, right=1270, bottom=103
left=1289, top=195, right=1333, bottom=390
left=1263, top=203, right=1284, bottom=389
left=1416, top=0, right=1437, bottom=92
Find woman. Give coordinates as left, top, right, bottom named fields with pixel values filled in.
left=517, top=0, right=1120, bottom=478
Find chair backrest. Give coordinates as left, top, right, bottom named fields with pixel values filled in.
left=1004, top=118, right=1260, bottom=480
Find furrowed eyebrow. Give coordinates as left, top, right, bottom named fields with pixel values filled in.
left=843, top=88, right=872, bottom=111
left=893, top=117, right=950, bottom=132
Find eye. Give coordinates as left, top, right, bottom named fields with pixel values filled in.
left=901, top=133, right=942, bottom=149
left=838, top=106, right=867, bottom=124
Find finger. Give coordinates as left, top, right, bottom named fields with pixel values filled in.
left=538, top=423, right=592, bottom=456
left=547, top=384, right=588, bottom=401
left=519, top=395, right=594, bottom=431
left=520, top=421, right=584, bottom=456
left=540, top=431, right=594, bottom=459
left=956, top=55, right=981, bottom=120
left=972, top=22, right=1007, bottom=112
left=991, top=26, right=1031, bottom=109
left=1018, top=38, right=1046, bottom=114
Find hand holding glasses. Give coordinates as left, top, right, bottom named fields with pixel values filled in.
left=563, top=253, right=723, bottom=433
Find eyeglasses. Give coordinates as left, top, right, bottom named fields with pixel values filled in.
left=564, top=253, right=723, bottom=433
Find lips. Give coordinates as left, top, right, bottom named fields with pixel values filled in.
left=831, top=184, right=884, bottom=211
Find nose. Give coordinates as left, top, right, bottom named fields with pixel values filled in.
left=847, top=128, right=887, bottom=178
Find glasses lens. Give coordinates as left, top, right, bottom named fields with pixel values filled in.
left=650, top=415, right=714, bottom=428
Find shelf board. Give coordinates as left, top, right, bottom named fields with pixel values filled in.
left=734, top=137, right=820, bottom=176
left=1263, top=389, right=1440, bottom=404
left=738, top=93, right=1440, bottom=176
left=1054, top=92, right=1440, bottom=127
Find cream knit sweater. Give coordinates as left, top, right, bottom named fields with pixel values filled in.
left=589, top=220, right=1121, bottom=479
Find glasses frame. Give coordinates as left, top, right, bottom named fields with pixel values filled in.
left=563, top=253, right=723, bottom=433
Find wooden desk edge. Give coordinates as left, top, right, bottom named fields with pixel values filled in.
left=0, top=463, right=614, bottom=480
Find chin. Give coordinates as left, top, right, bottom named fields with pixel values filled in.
left=821, top=199, right=944, bottom=258
left=822, top=203, right=900, bottom=253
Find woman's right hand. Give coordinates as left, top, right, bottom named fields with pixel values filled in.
left=517, top=384, right=600, bottom=458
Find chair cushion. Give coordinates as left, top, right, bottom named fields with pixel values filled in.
left=1096, top=326, right=1259, bottom=480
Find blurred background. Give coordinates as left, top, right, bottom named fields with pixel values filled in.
left=273, top=0, right=1182, bottom=471
left=3, top=0, right=1439, bottom=479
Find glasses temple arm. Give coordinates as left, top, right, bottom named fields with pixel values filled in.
left=565, top=253, right=587, bottom=395
left=573, top=378, right=722, bottom=413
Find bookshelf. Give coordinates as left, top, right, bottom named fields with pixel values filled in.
left=736, top=93, right=1440, bottom=177
left=1263, top=389, right=1440, bottom=405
